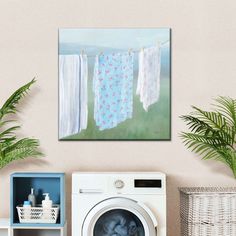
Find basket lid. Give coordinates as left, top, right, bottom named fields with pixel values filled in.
left=179, top=187, right=236, bottom=194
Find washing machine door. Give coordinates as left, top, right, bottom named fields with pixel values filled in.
left=82, top=197, right=158, bottom=236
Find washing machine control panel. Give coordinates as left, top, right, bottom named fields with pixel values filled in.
left=114, top=179, right=125, bottom=189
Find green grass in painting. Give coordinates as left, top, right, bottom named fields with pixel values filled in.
left=63, top=77, right=170, bottom=140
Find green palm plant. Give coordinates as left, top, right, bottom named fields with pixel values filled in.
left=0, top=79, right=43, bottom=169
left=180, top=96, right=236, bottom=177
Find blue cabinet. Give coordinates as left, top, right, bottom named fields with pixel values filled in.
left=10, top=173, right=65, bottom=227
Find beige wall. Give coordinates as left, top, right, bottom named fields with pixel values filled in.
left=0, top=0, right=236, bottom=235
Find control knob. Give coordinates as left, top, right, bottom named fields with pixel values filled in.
left=114, top=180, right=125, bottom=189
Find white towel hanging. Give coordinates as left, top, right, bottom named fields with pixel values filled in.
left=59, top=54, right=88, bottom=138
left=136, top=45, right=161, bottom=111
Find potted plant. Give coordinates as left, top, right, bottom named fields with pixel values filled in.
left=180, top=96, right=236, bottom=177
left=0, top=79, right=42, bottom=169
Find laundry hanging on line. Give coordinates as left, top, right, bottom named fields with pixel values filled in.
left=136, top=45, right=162, bottom=111
left=58, top=44, right=163, bottom=135
left=93, top=52, right=134, bottom=130
left=59, top=54, right=88, bottom=138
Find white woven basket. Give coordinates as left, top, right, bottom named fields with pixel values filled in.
left=179, top=187, right=236, bottom=236
left=16, top=204, right=59, bottom=224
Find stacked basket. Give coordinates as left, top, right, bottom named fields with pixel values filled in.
left=179, top=187, right=236, bottom=236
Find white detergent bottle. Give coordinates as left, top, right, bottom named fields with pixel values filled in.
left=42, top=193, right=53, bottom=220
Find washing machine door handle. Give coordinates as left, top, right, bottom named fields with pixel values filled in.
left=137, top=201, right=158, bottom=228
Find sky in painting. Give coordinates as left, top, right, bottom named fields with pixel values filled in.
left=59, top=28, right=170, bottom=50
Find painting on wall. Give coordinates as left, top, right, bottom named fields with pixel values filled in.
left=58, top=28, right=171, bottom=140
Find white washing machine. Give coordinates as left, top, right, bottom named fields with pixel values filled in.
left=72, top=172, right=166, bottom=236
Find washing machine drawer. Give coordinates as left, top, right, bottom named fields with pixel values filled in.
left=82, top=197, right=157, bottom=236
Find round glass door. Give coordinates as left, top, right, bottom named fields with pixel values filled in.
left=82, top=197, right=157, bottom=236
left=94, top=209, right=145, bottom=236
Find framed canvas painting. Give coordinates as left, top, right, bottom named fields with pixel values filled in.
left=58, top=28, right=171, bottom=140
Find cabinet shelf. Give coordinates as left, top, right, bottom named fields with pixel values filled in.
left=10, top=173, right=65, bottom=228
left=0, top=219, right=10, bottom=236
left=12, top=223, right=67, bottom=236
left=0, top=219, right=67, bottom=236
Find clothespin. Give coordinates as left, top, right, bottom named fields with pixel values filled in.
left=157, top=41, right=161, bottom=48
left=81, top=49, right=85, bottom=55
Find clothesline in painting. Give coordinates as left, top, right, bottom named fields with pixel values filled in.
left=59, top=43, right=163, bottom=138
left=79, top=39, right=170, bottom=58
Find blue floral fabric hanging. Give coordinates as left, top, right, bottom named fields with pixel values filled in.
left=93, top=52, right=134, bottom=130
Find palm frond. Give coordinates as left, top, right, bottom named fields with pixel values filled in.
left=180, top=96, right=236, bottom=178
left=180, top=115, right=214, bottom=135
left=0, top=78, right=35, bottom=120
left=216, top=147, right=236, bottom=175
left=214, top=96, right=236, bottom=145
left=192, top=106, right=226, bottom=130
left=0, top=79, right=43, bottom=169
left=0, top=138, right=43, bottom=169
left=0, top=120, right=16, bottom=128
left=0, top=126, right=20, bottom=142
left=214, top=96, right=236, bottom=128
left=181, top=132, right=224, bottom=150
left=180, top=113, right=233, bottom=147
left=181, top=132, right=222, bottom=163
